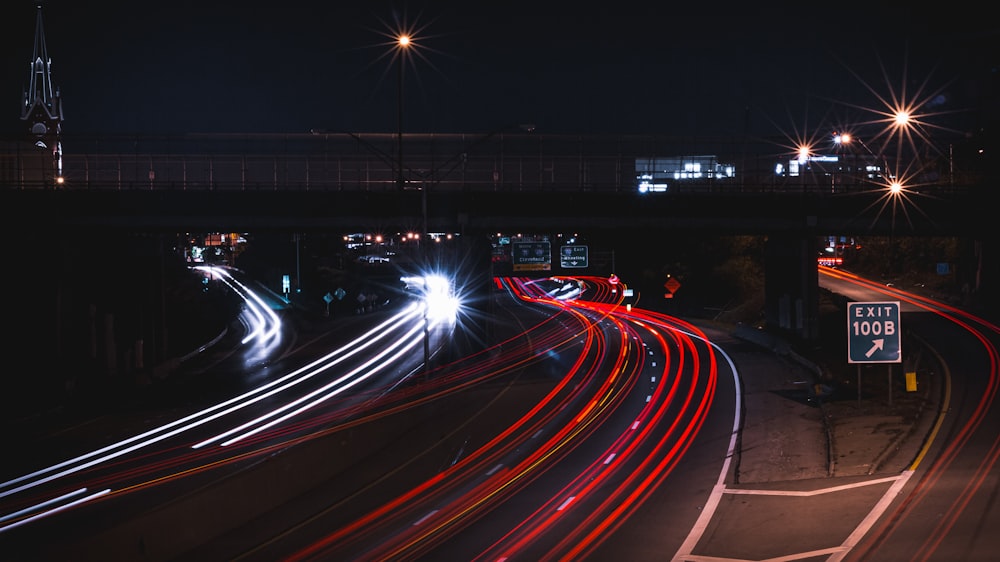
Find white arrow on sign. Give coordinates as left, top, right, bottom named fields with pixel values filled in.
left=865, top=339, right=884, bottom=358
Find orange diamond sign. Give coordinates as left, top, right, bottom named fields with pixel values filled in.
left=664, top=277, right=681, bottom=294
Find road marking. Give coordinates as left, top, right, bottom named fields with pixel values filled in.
left=412, top=509, right=439, bottom=526
left=827, top=471, right=914, bottom=562
left=672, top=339, right=741, bottom=562
left=724, top=475, right=901, bottom=496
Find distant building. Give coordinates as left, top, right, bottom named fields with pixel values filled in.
left=775, top=133, right=888, bottom=191
left=775, top=154, right=885, bottom=181
left=635, top=155, right=735, bottom=193
left=18, top=5, right=64, bottom=187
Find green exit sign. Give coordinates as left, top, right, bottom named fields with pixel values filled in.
left=847, top=301, right=901, bottom=364
left=560, top=245, right=588, bottom=268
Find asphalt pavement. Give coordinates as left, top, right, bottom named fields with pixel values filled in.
left=728, top=321, right=939, bottom=482
left=672, top=299, right=944, bottom=561
left=4, top=280, right=944, bottom=561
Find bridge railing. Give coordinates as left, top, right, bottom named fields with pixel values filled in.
left=0, top=132, right=980, bottom=196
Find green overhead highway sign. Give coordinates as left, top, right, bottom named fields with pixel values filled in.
left=560, top=245, right=588, bottom=268
left=513, top=241, right=551, bottom=272
left=847, top=301, right=901, bottom=364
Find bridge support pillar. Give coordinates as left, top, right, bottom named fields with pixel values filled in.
left=764, top=233, right=819, bottom=341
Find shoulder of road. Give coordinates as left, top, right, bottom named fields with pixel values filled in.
left=715, top=286, right=948, bottom=483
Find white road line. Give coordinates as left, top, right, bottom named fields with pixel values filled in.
left=827, top=470, right=914, bottom=562
left=672, top=337, right=742, bottom=562
left=724, top=474, right=902, bottom=496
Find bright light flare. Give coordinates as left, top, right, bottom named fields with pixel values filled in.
left=856, top=163, right=938, bottom=232
left=796, top=144, right=812, bottom=164
left=401, top=273, right=461, bottom=325
left=361, top=7, right=449, bottom=89
left=766, top=113, right=827, bottom=174
left=833, top=52, right=962, bottom=164
left=425, top=278, right=458, bottom=324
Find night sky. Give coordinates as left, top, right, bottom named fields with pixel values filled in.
left=2, top=1, right=996, bottom=138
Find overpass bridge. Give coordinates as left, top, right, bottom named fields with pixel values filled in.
left=1, top=131, right=985, bottom=234
left=1, top=132, right=992, bottom=342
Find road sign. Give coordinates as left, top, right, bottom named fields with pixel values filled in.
left=560, top=245, right=588, bottom=268
left=847, top=301, right=901, bottom=363
left=664, top=276, right=681, bottom=294
left=512, top=241, right=551, bottom=272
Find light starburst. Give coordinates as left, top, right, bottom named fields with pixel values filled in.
left=768, top=49, right=967, bottom=236
left=856, top=160, right=940, bottom=233
left=835, top=52, right=971, bottom=235
left=833, top=50, right=964, bottom=171
left=358, top=7, right=453, bottom=98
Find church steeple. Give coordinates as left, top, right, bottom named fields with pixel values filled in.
left=20, top=4, right=64, bottom=184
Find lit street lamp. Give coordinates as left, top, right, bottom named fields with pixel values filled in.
left=833, top=131, right=890, bottom=187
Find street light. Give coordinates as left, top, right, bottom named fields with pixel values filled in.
left=833, top=131, right=889, bottom=186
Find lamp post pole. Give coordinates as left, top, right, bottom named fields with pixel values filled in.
left=396, top=35, right=409, bottom=191
left=397, top=56, right=403, bottom=190
left=423, top=287, right=430, bottom=372
left=393, top=34, right=427, bottom=368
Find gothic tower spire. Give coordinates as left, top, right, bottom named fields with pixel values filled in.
left=20, top=4, right=64, bottom=184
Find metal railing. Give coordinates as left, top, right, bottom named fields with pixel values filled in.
left=0, top=132, right=980, bottom=196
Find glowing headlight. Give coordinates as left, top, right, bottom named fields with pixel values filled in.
left=423, top=274, right=459, bottom=324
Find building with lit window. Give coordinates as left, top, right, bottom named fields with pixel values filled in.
left=635, top=155, right=735, bottom=193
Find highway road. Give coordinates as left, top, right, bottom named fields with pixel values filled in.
left=0, top=272, right=743, bottom=560
left=820, top=267, right=1000, bottom=562
left=0, top=265, right=454, bottom=559
left=240, top=276, right=739, bottom=561
left=3, top=266, right=999, bottom=561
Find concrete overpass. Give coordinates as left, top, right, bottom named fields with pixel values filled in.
left=2, top=132, right=992, bottom=342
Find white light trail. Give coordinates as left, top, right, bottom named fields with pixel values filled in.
left=0, top=488, right=109, bottom=534
left=0, top=266, right=456, bottom=534
left=0, top=303, right=422, bottom=500
left=202, top=321, right=426, bottom=447
left=193, top=266, right=281, bottom=344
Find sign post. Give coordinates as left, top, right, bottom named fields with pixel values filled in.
left=847, top=301, right=901, bottom=407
